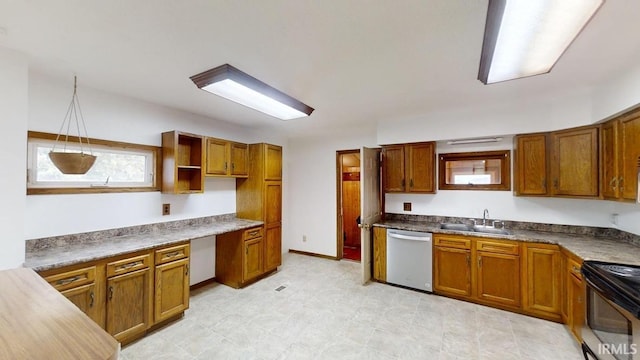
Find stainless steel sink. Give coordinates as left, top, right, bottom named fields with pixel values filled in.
left=439, top=223, right=473, bottom=231
left=472, top=225, right=511, bottom=235
left=439, top=223, right=511, bottom=235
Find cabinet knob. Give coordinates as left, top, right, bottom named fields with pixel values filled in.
left=619, top=177, right=624, bottom=190
left=610, top=177, right=618, bottom=190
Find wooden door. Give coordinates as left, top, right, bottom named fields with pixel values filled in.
left=206, top=138, right=229, bottom=176
left=60, top=283, right=101, bottom=325
left=360, top=146, right=381, bottom=284
left=523, top=245, right=561, bottom=317
left=601, top=121, right=619, bottom=199
left=620, top=114, right=640, bottom=200
left=569, top=273, right=585, bottom=342
left=106, top=268, right=151, bottom=342
left=406, top=142, right=435, bottom=193
left=264, top=225, right=282, bottom=272
left=243, top=237, right=264, bottom=281
left=434, top=246, right=471, bottom=297
left=342, top=180, right=361, bottom=247
left=264, top=144, right=282, bottom=181
left=476, top=252, right=520, bottom=307
left=155, top=258, right=189, bottom=323
left=550, top=126, right=599, bottom=197
left=230, top=142, right=248, bottom=177
left=382, top=145, right=405, bottom=192
left=515, top=134, right=548, bottom=195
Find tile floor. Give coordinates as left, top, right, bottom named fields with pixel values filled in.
left=121, top=253, right=584, bottom=360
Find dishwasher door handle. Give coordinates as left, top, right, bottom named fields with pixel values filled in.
left=388, top=233, right=431, bottom=242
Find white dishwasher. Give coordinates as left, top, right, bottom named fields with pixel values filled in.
left=386, top=229, right=433, bottom=292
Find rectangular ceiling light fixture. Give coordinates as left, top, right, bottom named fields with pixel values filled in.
left=447, top=137, right=503, bottom=145
left=190, top=64, right=314, bottom=120
left=478, top=0, right=604, bottom=84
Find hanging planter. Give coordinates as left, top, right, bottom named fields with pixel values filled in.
left=49, top=76, right=97, bottom=175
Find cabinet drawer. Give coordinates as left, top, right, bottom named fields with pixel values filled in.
left=434, top=235, right=471, bottom=250
left=107, top=254, right=150, bottom=278
left=243, top=227, right=263, bottom=240
left=44, top=266, right=96, bottom=291
left=568, top=257, right=582, bottom=280
left=155, top=243, right=190, bottom=265
left=477, top=240, right=520, bottom=255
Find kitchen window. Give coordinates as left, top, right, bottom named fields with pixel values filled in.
left=27, top=131, right=161, bottom=194
left=438, top=150, right=511, bottom=191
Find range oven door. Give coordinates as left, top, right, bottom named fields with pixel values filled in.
left=582, top=277, right=640, bottom=360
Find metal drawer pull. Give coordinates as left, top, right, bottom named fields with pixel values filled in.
left=185, top=265, right=189, bottom=276
left=56, top=275, right=81, bottom=285
left=572, top=265, right=581, bottom=274
left=118, top=260, right=143, bottom=271
left=89, top=291, right=94, bottom=307
left=165, top=251, right=181, bottom=258
left=108, top=286, right=114, bottom=300
left=478, top=256, right=482, bottom=268
left=249, top=231, right=259, bottom=236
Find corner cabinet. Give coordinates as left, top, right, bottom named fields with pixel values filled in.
left=382, top=142, right=436, bottom=193
left=521, top=243, right=562, bottom=322
left=601, top=110, right=640, bottom=201
left=237, top=143, right=282, bottom=274
left=162, top=131, right=205, bottom=194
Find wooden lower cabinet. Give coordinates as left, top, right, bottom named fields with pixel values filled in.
left=264, top=224, right=282, bottom=272
left=565, top=251, right=585, bottom=342
left=522, top=243, right=562, bottom=321
left=434, top=246, right=472, bottom=298
left=39, top=243, right=191, bottom=345
left=216, top=226, right=274, bottom=288
left=477, top=250, right=520, bottom=307
left=372, top=227, right=387, bottom=282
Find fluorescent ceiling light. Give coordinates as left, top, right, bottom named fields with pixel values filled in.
left=478, top=0, right=604, bottom=84
left=190, top=64, right=314, bottom=120
left=447, top=137, right=503, bottom=145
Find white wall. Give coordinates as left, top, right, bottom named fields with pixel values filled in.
left=285, top=129, right=377, bottom=257
left=0, top=48, right=28, bottom=270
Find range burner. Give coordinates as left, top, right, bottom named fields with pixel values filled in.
left=599, top=264, right=640, bottom=277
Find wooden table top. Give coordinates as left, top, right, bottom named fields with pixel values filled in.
left=0, top=267, right=119, bottom=359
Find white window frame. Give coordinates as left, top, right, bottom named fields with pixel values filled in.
left=27, top=132, right=160, bottom=194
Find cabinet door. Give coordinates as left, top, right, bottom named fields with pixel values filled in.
left=243, top=237, right=264, bottom=281
left=155, top=258, right=190, bottom=323
left=264, top=224, right=282, bottom=272
left=476, top=252, right=520, bottom=307
left=523, top=245, right=562, bottom=317
left=560, top=254, right=569, bottom=323
left=382, top=145, right=405, bottom=192
left=434, top=246, right=471, bottom=297
left=515, top=134, right=548, bottom=195
left=60, top=283, right=101, bottom=325
left=106, top=268, right=151, bottom=343
left=620, top=114, right=640, bottom=200
left=601, top=121, right=619, bottom=199
left=568, top=273, right=585, bottom=342
left=406, top=142, right=435, bottom=193
left=373, top=227, right=387, bottom=282
left=206, top=138, right=229, bottom=176
left=264, top=144, right=282, bottom=180
left=264, top=181, right=282, bottom=225
left=230, top=142, right=249, bottom=177
left=550, top=127, right=599, bottom=197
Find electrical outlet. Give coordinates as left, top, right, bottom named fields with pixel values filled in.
left=162, top=203, right=171, bottom=216
left=403, top=202, right=412, bottom=211
left=302, top=235, right=307, bottom=242
left=610, top=213, right=619, bottom=225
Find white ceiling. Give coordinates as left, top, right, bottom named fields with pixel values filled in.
left=2, top=1, right=640, bottom=138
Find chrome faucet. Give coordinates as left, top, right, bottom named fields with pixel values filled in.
left=482, top=209, right=489, bottom=226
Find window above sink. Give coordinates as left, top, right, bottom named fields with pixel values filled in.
left=438, top=150, right=511, bottom=191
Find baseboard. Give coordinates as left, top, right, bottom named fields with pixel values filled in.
left=288, top=249, right=339, bottom=260
left=190, top=277, right=217, bottom=291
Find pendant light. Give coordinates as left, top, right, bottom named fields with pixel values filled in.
left=49, top=76, right=97, bottom=174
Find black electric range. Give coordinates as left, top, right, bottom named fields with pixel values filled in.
left=582, top=260, right=640, bottom=319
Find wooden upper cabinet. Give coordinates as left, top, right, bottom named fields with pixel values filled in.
left=382, top=142, right=435, bottom=193
left=162, top=131, right=204, bottom=194
left=549, top=126, right=599, bottom=197
left=382, top=145, right=405, bottom=192
left=514, top=133, right=548, bottom=195
left=619, top=113, right=640, bottom=200
left=205, top=137, right=248, bottom=178
left=601, top=121, right=619, bottom=199
left=264, top=144, right=282, bottom=180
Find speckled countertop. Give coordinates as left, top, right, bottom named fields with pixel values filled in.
left=24, top=215, right=263, bottom=272
left=376, top=218, right=640, bottom=266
